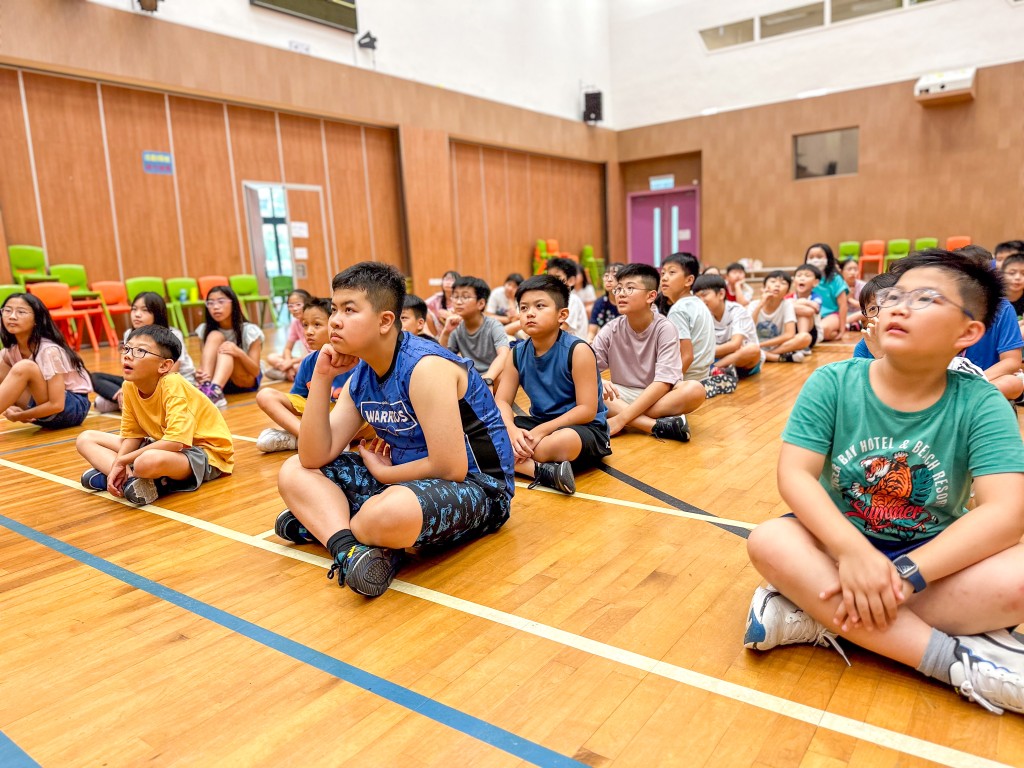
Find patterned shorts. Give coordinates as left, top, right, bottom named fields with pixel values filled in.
left=319, top=453, right=512, bottom=549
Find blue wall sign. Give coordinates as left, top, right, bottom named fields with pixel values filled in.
left=143, top=151, right=174, bottom=175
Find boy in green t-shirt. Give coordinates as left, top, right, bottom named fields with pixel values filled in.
left=744, top=248, right=1024, bottom=715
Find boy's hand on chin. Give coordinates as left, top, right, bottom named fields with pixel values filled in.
left=315, top=345, right=359, bottom=377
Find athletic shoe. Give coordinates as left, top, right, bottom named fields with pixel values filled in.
left=949, top=630, right=1024, bottom=714
left=81, top=468, right=107, bottom=491
left=274, top=509, right=317, bottom=544
left=527, top=460, right=576, bottom=494
left=327, top=544, right=402, bottom=597
left=205, top=383, right=227, bottom=409
left=263, top=366, right=287, bottom=381
left=197, top=381, right=213, bottom=397
left=652, top=415, right=691, bottom=442
left=94, top=396, right=120, bottom=413
left=257, top=427, right=298, bottom=453
left=777, top=351, right=806, bottom=363
left=743, top=586, right=849, bottom=664
left=702, top=373, right=737, bottom=399
left=123, top=476, right=159, bottom=505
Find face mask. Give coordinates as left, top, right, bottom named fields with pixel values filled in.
left=807, top=257, right=827, bottom=271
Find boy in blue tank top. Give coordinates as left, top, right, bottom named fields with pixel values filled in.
left=276, top=263, right=515, bottom=598
left=744, top=249, right=1024, bottom=716
left=494, top=275, right=610, bottom=495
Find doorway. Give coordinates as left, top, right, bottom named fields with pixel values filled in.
left=627, top=187, right=700, bottom=267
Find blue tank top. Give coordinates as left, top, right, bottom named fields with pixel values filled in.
left=347, top=332, right=515, bottom=498
left=513, top=331, right=607, bottom=427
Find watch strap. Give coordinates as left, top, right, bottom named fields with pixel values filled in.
left=893, top=555, right=927, bottom=592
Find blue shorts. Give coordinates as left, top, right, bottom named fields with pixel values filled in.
left=781, top=512, right=937, bottom=560
left=225, top=372, right=261, bottom=394
left=31, top=391, right=90, bottom=430
left=319, top=452, right=511, bottom=549
left=736, top=362, right=761, bottom=378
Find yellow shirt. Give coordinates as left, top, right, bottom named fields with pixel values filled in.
left=120, top=373, right=235, bottom=474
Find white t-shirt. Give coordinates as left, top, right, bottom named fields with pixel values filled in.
left=574, top=285, right=596, bottom=305
left=714, top=301, right=759, bottom=347
left=485, top=287, right=512, bottom=317
left=749, top=299, right=797, bottom=349
left=666, top=294, right=716, bottom=382
left=566, top=293, right=589, bottom=340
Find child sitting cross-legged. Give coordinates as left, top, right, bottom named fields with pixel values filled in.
left=495, top=274, right=611, bottom=494
left=439, top=276, right=510, bottom=391
left=256, top=298, right=356, bottom=453
left=195, top=285, right=264, bottom=409
left=658, top=252, right=715, bottom=416
left=264, top=288, right=312, bottom=382
left=749, top=271, right=813, bottom=363
left=76, top=325, right=234, bottom=505
left=592, top=264, right=692, bottom=441
left=790, top=264, right=823, bottom=353
left=692, top=273, right=762, bottom=397
left=744, top=248, right=1024, bottom=717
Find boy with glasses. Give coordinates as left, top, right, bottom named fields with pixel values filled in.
left=76, top=325, right=233, bottom=505
left=439, top=276, right=510, bottom=391
left=744, top=248, right=1024, bottom=716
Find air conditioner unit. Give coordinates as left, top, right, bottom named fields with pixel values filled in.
left=914, top=67, right=976, bottom=106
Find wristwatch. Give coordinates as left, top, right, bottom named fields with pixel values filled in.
left=482, top=377, right=494, bottom=387
left=893, top=555, right=927, bottom=593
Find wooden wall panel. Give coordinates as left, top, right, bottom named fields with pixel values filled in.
left=400, top=126, right=455, bottom=297
left=620, top=153, right=702, bottom=194
left=451, top=142, right=486, bottom=278
left=362, top=127, right=406, bottom=271
left=286, top=189, right=329, bottom=295
left=324, top=121, right=372, bottom=274
left=21, top=73, right=118, bottom=281
left=168, top=97, right=243, bottom=278
left=505, top=151, right=532, bottom=279
left=0, top=69, right=41, bottom=253
left=279, top=113, right=325, bottom=187
left=482, top=147, right=512, bottom=282
left=100, top=85, right=181, bottom=279
left=226, top=106, right=281, bottom=270
left=528, top=156, right=553, bottom=251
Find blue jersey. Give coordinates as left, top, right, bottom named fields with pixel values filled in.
left=964, top=298, right=1023, bottom=370
left=513, top=330, right=607, bottom=427
left=347, top=332, right=515, bottom=498
left=291, top=350, right=353, bottom=402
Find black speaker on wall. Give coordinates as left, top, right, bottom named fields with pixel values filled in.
left=583, top=91, right=603, bottom=124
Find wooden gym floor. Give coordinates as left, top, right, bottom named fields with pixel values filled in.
left=1, top=330, right=1023, bottom=767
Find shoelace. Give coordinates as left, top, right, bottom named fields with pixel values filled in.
left=955, top=651, right=1024, bottom=715
left=783, top=612, right=851, bottom=666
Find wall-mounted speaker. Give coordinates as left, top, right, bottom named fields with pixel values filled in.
left=583, top=91, right=602, bottom=124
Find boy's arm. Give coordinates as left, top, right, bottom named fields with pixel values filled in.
left=759, top=320, right=796, bottom=348
left=715, top=333, right=744, bottom=358
left=524, top=343, right=601, bottom=439
left=494, top=355, right=531, bottom=459
left=678, top=339, right=694, bottom=373
left=438, top=315, right=462, bottom=350
left=482, top=346, right=510, bottom=384
left=984, top=348, right=1023, bottom=380
left=298, top=347, right=362, bottom=467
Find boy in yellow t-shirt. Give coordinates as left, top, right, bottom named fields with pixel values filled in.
left=76, top=325, right=234, bottom=505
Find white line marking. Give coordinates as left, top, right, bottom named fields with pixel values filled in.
left=255, top=529, right=277, bottom=540
left=0, top=455, right=1010, bottom=768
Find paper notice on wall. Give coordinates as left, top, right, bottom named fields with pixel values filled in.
left=678, top=229, right=691, bottom=241
left=294, top=247, right=308, bottom=261
left=294, top=263, right=307, bottom=279
left=291, top=221, right=309, bottom=238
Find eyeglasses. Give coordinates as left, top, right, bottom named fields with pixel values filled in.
left=611, top=285, right=640, bottom=297
left=286, top=302, right=304, bottom=309
left=869, top=287, right=974, bottom=319
left=120, top=344, right=166, bottom=360
left=1, top=307, right=31, bottom=318
left=450, top=294, right=476, bottom=303
left=206, top=299, right=230, bottom=307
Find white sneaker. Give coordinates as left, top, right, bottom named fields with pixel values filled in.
left=743, top=586, right=849, bottom=664
left=257, top=427, right=298, bottom=453
left=949, top=630, right=1024, bottom=714
left=263, top=367, right=287, bottom=381
left=94, top=395, right=120, bottom=413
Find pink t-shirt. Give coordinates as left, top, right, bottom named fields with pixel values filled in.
left=3, top=339, right=92, bottom=394
left=286, top=317, right=312, bottom=353
left=591, top=314, right=682, bottom=390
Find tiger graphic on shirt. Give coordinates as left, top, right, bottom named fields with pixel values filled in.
left=843, top=450, right=935, bottom=539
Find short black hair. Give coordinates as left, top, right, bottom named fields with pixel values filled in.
left=504, top=273, right=524, bottom=286
left=692, top=274, right=727, bottom=294
left=303, top=297, right=332, bottom=317
left=546, top=257, right=578, bottom=280
left=662, top=252, right=700, bottom=278
left=128, top=325, right=181, bottom=362
left=994, top=240, right=1024, bottom=256
left=724, top=262, right=746, bottom=274
left=890, top=247, right=1004, bottom=328
left=452, top=276, right=491, bottom=304
left=1001, top=254, right=1024, bottom=272
left=954, top=244, right=994, bottom=267
left=402, top=294, right=428, bottom=321
left=859, top=272, right=898, bottom=313
left=605, top=262, right=626, bottom=276
left=615, top=263, right=660, bottom=292
left=794, top=263, right=822, bottom=280
left=516, top=274, right=569, bottom=310
left=332, top=262, right=405, bottom=317
left=764, top=270, right=793, bottom=288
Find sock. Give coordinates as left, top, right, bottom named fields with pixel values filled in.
left=326, top=530, right=359, bottom=561
left=916, top=628, right=958, bottom=684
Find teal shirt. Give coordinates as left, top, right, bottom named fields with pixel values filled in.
left=811, top=273, right=849, bottom=317
left=782, top=358, right=1024, bottom=543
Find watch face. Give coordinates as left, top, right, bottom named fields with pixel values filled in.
left=894, top=558, right=916, bottom=578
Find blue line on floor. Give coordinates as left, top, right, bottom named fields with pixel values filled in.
left=0, top=513, right=585, bottom=768
left=597, top=464, right=751, bottom=539
left=0, top=732, right=40, bottom=768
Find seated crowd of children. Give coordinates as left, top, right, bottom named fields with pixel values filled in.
left=3, top=239, right=1024, bottom=716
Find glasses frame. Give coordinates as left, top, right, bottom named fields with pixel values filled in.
left=205, top=298, right=230, bottom=307
left=611, top=285, right=644, bottom=297
left=872, top=287, right=974, bottom=320
left=120, top=343, right=168, bottom=361
left=1, top=307, right=32, bottom=318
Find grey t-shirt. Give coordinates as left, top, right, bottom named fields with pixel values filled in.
left=666, top=294, right=716, bottom=382
left=447, top=316, right=509, bottom=373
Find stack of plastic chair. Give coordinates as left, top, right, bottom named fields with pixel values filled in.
left=533, top=239, right=548, bottom=275
left=230, top=274, right=271, bottom=326
left=913, top=237, right=938, bottom=251
left=91, top=281, right=132, bottom=338
left=0, top=284, right=23, bottom=306
left=270, top=274, right=294, bottom=323
left=946, top=235, right=971, bottom=251
left=125, top=276, right=186, bottom=336
left=8, top=245, right=47, bottom=286
left=49, top=264, right=91, bottom=299
left=197, top=275, right=229, bottom=299
left=858, top=240, right=885, bottom=278
left=580, top=245, right=602, bottom=288
left=838, top=241, right=860, bottom=262
left=884, top=239, right=911, bottom=272
left=27, top=282, right=99, bottom=350
left=166, top=277, right=206, bottom=335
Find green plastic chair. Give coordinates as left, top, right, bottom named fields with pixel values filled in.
left=0, top=284, right=24, bottom=306
left=49, top=264, right=90, bottom=297
left=166, top=277, right=206, bottom=335
left=270, top=274, right=294, bottom=323
left=838, top=241, right=860, bottom=262
left=125, top=276, right=187, bottom=336
left=884, top=239, right=911, bottom=271
left=8, top=245, right=47, bottom=286
left=230, top=274, right=271, bottom=326
left=913, top=237, right=938, bottom=251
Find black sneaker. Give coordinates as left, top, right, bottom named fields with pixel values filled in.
left=652, top=415, right=691, bottom=442
left=527, top=460, right=576, bottom=494
left=123, top=476, right=158, bottom=505
left=327, top=544, right=403, bottom=597
left=274, top=509, right=317, bottom=544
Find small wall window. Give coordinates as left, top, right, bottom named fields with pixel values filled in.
left=794, top=128, right=859, bottom=179
left=761, top=3, right=825, bottom=39
left=831, top=0, right=901, bottom=22
left=699, top=19, right=755, bottom=50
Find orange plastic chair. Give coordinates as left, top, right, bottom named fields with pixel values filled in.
left=545, top=239, right=559, bottom=255
left=858, top=240, right=885, bottom=278
left=197, top=275, right=230, bottom=299
left=946, top=235, right=971, bottom=251
left=27, top=282, right=99, bottom=350
left=92, top=280, right=133, bottom=337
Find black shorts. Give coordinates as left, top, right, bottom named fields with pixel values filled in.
left=808, top=326, right=819, bottom=348
left=514, top=414, right=611, bottom=470
left=319, top=453, right=511, bottom=549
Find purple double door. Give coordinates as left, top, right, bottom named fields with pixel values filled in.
left=627, top=188, right=700, bottom=267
